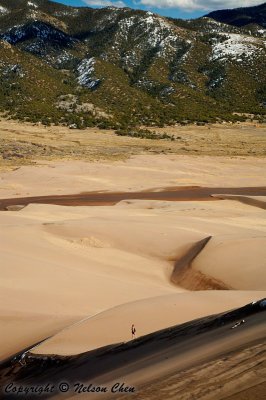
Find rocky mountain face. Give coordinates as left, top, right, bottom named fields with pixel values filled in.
left=0, top=0, right=265, bottom=128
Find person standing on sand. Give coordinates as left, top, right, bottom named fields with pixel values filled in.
left=131, top=324, right=136, bottom=339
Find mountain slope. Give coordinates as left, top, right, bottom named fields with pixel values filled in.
left=0, top=0, right=265, bottom=128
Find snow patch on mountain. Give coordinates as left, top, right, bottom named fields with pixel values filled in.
left=53, top=9, right=80, bottom=17
left=27, top=1, right=38, bottom=8
left=201, top=17, right=229, bottom=32
left=54, top=51, right=75, bottom=67
left=257, top=29, right=266, bottom=38
left=115, top=13, right=190, bottom=60
left=211, top=34, right=263, bottom=62
left=77, top=58, right=100, bottom=89
left=117, top=14, right=174, bottom=47
left=0, top=6, right=9, bottom=15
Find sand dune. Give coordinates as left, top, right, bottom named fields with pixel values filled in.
left=1, top=301, right=265, bottom=400
left=32, top=291, right=266, bottom=356
left=192, top=235, right=266, bottom=290
left=1, top=197, right=265, bottom=359
left=0, top=310, right=78, bottom=362
left=0, top=155, right=266, bottom=400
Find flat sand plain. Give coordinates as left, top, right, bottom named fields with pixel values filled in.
left=0, top=121, right=265, bottom=399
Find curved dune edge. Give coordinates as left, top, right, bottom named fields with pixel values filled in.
left=170, top=236, right=231, bottom=290
left=192, top=236, right=266, bottom=291
left=31, top=291, right=266, bottom=356
left=211, top=194, right=266, bottom=210
left=1, top=301, right=265, bottom=400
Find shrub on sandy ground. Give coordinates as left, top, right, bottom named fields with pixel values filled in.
left=115, top=128, right=175, bottom=140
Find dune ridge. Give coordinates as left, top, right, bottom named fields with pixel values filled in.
left=31, top=291, right=266, bottom=357
left=1, top=300, right=265, bottom=400
left=170, top=236, right=231, bottom=290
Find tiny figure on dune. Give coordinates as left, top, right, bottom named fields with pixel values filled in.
left=131, top=324, right=136, bottom=339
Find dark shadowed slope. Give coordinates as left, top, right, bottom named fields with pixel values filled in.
left=0, top=300, right=265, bottom=399
left=205, top=2, right=266, bottom=27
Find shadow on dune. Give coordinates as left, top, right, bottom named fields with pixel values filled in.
left=171, top=236, right=231, bottom=290
left=0, top=300, right=265, bottom=399
left=211, top=194, right=266, bottom=210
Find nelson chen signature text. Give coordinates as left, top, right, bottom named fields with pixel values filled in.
left=4, top=382, right=136, bottom=396
left=74, top=382, right=135, bottom=394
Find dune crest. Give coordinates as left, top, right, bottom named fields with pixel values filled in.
left=31, top=291, right=266, bottom=356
